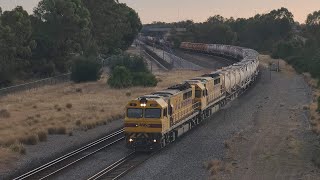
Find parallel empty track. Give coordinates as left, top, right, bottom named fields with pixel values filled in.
left=14, top=129, right=125, bottom=180
left=88, top=151, right=156, bottom=180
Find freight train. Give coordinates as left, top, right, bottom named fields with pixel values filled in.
left=124, top=42, right=259, bottom=151
left=140, top=36, right=172, bottom=49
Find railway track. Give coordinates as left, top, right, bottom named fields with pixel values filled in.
left=13, top=128, right=125, bottom=180
left=87, top=151, right=155, bottom=180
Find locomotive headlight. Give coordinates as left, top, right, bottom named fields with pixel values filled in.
left=153, top=139, right=157, bottom=143
left=129, top=138, right=133, bottom=142
left=140, top=103, right=147, bottom=107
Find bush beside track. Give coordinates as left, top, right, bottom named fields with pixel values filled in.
left=107, top=53, right=158, bottom=88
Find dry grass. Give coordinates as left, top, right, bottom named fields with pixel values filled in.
left=205, top=159, right=234, bottom=177
left=259, top=55, right=296, bottom=76
left=9, top=142, right=26, bottom=155
left=261, top=56, right=320, bottom=170
left=0, top=148, right=19, bottom=173
left=303, top=73, right=320, bottom=135
left=48, top=127, right=67, bottom=135
left=260, top=56, right=320, bottom=135
left=37, top=130, right=48, bottom=142
left=0, top=70, right=208, bottom=158
left=206, top=160, right=223, bottom=175
left=0, top=109, right=10, bottom=118
left=312, top=147, right=320, bottom=168
left=18, top=134, right=39, bottom=145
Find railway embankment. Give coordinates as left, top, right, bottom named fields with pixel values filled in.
left=210, top=55, right=320, bottom=180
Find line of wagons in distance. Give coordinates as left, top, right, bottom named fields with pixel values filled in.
left=124, top=41, right=260, bottom=151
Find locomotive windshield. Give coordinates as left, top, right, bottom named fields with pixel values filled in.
left=145, top=108, right=161, bottom=118
left=127, top=108, right=143, bottom=118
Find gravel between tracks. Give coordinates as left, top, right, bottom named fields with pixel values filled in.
left=123, top=65, right=319, bottom=179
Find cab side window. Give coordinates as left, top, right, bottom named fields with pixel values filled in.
left=214, top=78, right=220, bottom=85
left=183, top=91, right=192, bottom=100
left=163, top=108, right=168, bottom=117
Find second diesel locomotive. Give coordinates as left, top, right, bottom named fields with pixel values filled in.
left=124, top=42, right=259, bottom=151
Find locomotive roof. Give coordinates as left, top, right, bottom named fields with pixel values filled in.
left=134, top=96, right=168, bottom=107
left=191, top=77, right=213, bottom=81
left=153, top=89, right=181, bottom=97
left=202, top=73, right=220, bottom=78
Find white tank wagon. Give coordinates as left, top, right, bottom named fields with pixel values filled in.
left=180, top=42, right=259, bottom=96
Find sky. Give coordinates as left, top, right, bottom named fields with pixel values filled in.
left=0, top=0, right=319, bottom=24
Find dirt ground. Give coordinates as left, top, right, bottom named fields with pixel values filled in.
left=211, top=55, right=320, bottom=180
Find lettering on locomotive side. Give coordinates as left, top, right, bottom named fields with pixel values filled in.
left=181, top=98, right=192, bottom=106
left=138, top=123, right=150, bottom=128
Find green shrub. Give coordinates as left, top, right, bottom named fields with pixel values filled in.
left=108, top=53, right=148, bottom=73
left=108, top=66, right=132, bottom=88
left=107, top=53, right=157, bottom=88
left=272, top=39, right=304, bottom=59
left=0, top=67, right=13, bottom=88
left=309, top=50, right=320, bottom=79
left=71, top=56, right=102, bottom=83
left=132, top=72, right=158, bottom=87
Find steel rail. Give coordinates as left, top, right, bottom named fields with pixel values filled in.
left=14, top=128, right=124, bottom=180
left=87, top=152, right=136, bottom=180
left=88, top=150, right=160, bottom=180
left=38, top=137, right=124, bottom=180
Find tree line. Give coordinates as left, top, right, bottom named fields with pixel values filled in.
left=0, top=0, right=142, bottom=87
left=145, top=8, right=320, bottom=85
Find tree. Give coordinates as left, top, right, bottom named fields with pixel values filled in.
left=0, top=17, right=14, bottom=86
left=206, top=15, right=225, bottom=24
left=33, top=0, right=95, bottom=72
left=196, top=23, right=236, bottom=44
left=119, top=3, right=142, bottom=50
left=1, top=6, right=35, bottom=61
left=83, top=0, right=142, bottom=55
left=305, top=10, right=320, bottom=44
left=0, top=6, right=35, bottom=85
left=70, top=56, right=102, bottom=83
left=269, top=7, right=294, bottom=24
left=306, top=10, right=320, bottom=26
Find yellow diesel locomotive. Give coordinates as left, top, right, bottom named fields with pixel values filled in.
left=125, top=75, right=224, bottom=151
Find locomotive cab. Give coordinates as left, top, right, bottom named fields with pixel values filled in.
left=125, top=96, right=169, bottom=151
left=185, top=80, right=207, bottom=111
